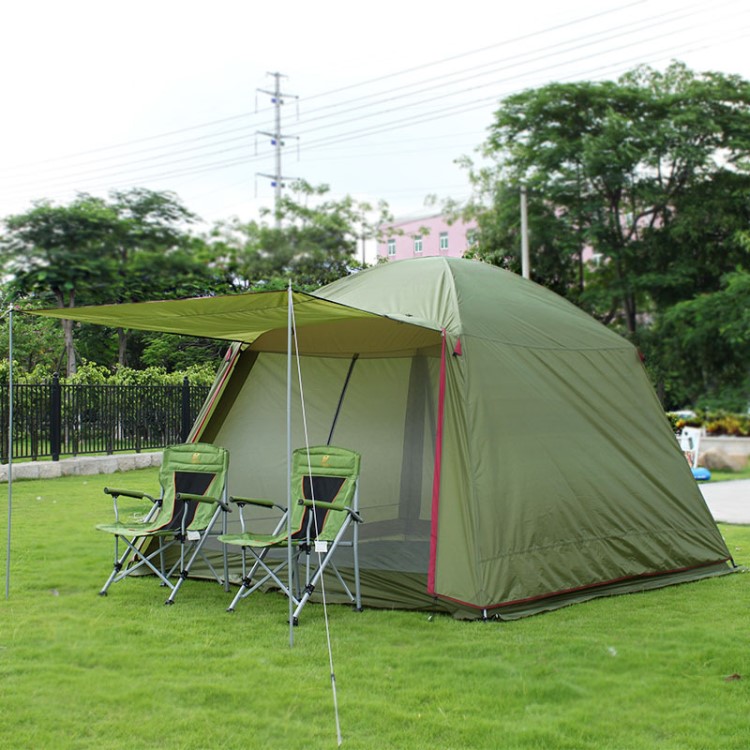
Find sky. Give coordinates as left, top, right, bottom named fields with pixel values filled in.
left=1, top=0, right=749, bottom=255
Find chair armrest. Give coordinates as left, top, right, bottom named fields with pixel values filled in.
left=298, top=499, right=363, bottom=523
left=103, top=487, right=159, bottom=505
left=175, top=492, right=231, bottom=512
left=230, top=496, right=284, bottom=511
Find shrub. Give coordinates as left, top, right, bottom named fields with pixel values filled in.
left=0, top=359, right=218, bottom=387
left=703, top=414, right=750, bottom=437
left=672, top=410, right=750, bottom=436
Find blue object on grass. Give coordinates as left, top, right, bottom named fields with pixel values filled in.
left=692, top=467, right=711, bottom=481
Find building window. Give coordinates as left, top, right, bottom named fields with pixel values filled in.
left=413, top=236, right=423, bottom=254
left=439, top=232, right=449, bottom=251
left=387, top=238, right=396, bottom=257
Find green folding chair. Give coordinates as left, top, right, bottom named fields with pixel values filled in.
left=220, top=445, right=362, bottom=624
left=97, top=442, right=230, bottom=604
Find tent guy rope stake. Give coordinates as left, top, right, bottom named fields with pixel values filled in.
left=291, top=299, right=344, bottom=747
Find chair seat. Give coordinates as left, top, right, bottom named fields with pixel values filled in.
left=218, top=532, right=300, bottom=548
left=96, top=522, right=175, bottom=536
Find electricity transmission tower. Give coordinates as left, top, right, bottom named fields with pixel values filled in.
left=257, top=72, right=298, bottom=229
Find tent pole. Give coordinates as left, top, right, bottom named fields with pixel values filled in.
left=327, top=354, right=359, bottom=446
left=5, top=307, right=13, bottom=599
left=427, top=329, right=447, bottom=597
left=287, top=283, right=294, bottom=647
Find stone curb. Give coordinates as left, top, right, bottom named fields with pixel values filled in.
left=0, top=452, right=163, bottom=482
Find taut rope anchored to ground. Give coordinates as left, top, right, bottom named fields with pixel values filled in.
left=289, top=289, right=344, bottom=746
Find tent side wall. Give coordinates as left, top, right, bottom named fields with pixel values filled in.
left=433, top=331, right=733, bottom=615
left=191, top=346, right=448, bottom=610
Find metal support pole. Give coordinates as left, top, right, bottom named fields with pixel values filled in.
left=6, top=307, right=13, bottom=598
left=287, top=282, right=294, bottom=647
left=520, top=185, right=530, bottom=280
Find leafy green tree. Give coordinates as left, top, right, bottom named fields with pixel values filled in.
left=471, top=62, right=750, bottom=334
left=463, top=181, right=585, bottom=302
left=1, top=195, right=121, bottom=374
left=0, top=305, right=61, bottom=374
left=635, top=170, right=750, bottom=310
left=1, top=182, right=391, bottom=377
left=1, top=189, right=227, bottom=373
left=209, top=180, right=391, bottom=290
left=103, top=189, right=214, bottom=365
left=653, top=271, right=750, bottom=410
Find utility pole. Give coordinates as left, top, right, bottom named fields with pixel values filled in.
left=520, top=185, right=530, bottom=280
left=257, top=72, right=298, bottom=229
left=360, top=211, right=368, bottom=266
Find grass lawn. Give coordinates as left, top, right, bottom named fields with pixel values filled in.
left=1, top=469, right=749, bottom=750
left=705, top=465, right=750, bottom=482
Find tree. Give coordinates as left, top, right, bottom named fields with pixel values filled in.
left=104, top=189, right=215, bottom=365
left=652, top=271, right=750, bottom=410
left=0, top=303, right=61, bottom=374
left=209, top=181, right=391, bottom=290
left=463, top=180, right=584, bottom=302
left=472, top=62, right=750, bottom=334
left=1, top=182, right=392, bottom=376
left=0, top=189, right=225, bottom=373
left=1, top=195, right=121, bottom=374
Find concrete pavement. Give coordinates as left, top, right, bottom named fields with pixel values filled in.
left=700, top=479, right=750, bottom=524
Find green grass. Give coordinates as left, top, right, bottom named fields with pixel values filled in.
left=1, top=469, right=749, bottom=749
left=706, top=464, right=750, bottom=482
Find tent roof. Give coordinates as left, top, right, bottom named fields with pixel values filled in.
left=318, top=257, right=633, bottom=351
left=26, top=257, right=633, bottom=354
left=25, top=288, right=442, bottom=356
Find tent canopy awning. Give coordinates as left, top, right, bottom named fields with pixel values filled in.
left=24, top=289, right=442, bottom=356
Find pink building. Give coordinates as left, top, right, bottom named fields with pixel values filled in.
left=377, top=213, right=476, bottom=262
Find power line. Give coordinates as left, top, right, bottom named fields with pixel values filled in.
left=1, top=0, right=644, bottom=174
left=1, top=3, right=746, bottom=212
left=299, top=0, right=649, bottom=104
left=6, top=0, right=725, bottom=188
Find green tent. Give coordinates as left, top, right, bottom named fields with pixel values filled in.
left=33, top=257, right=735, bottom=618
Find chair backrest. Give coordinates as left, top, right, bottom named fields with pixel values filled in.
left=289, top=445, right=361, bottom=543
left=678, top=427, right=702, bottom=469
left=155, top=443, right=230, bottom=532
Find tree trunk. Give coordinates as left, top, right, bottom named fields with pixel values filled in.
left=55, top=289, right=77, bottom=376
left=656, top=379, right=665, bottom=406
left=577, top=248, right=584, bottom=292
left=62, top=318, right=76, bottom=376
left=117, top=328, right=128, bottom=367
left=623, top=291, right=637, bottom=334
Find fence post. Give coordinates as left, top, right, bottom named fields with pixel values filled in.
left=180, top=377, right=191, bottom=443
left=50, top=373, right=62, bottom=461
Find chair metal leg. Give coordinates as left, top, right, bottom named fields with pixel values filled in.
left=222, top=506, right=230, bottom=592
left=99, top=536, right=128, bottom=596
left=164, top=506, right=224, bottom=605
left=353, top=521, right=362, bottom=611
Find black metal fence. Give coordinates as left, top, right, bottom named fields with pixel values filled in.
left=0, top=375, right=210, bottom=462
